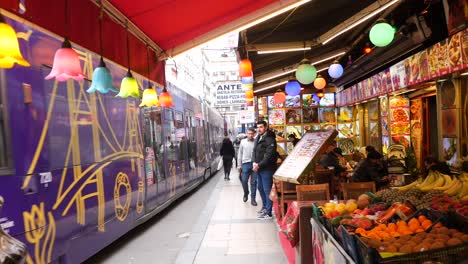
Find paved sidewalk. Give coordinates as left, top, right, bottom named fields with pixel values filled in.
left=176, top=169, right=288, bottom=264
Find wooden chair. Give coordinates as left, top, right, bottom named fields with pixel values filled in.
left=341, top=182, right=376, bottom=200
left=313, top=166, right=334, bottom=184
left=279, top=181, right=297, bottom=219
left=296, top=184, right=330, bottom=201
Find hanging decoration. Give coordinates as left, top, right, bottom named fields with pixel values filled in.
left=273, top=90, right=286, bottom=105
left=116, top=70, right=140, bottom=98
left=328, top=61, right=343, bottom=79
left=159, top=87, right=174, bottom=107
left=45, top=0, right=85, bottom=81
left=316, top=92, right=325, bottom=98
left=241, top=76, right=254, bottom=90
left=0, top=13, right=30, bottom=68
left=140, top=47, right=160, bottom=107
left=245, top=90, right=254, bottom=106
left=295, top=59, right=316, bottom=85
left=87, top=3, right=116, bottom=94
left=314, top=75, right=326, bottom=89
left=239, top=59, right=253, bottom=77
left=369, top=20, right=395, bottom=47
left=117, top=24, right=139, bottom=98
left=285, top=80, right=301, bottom=96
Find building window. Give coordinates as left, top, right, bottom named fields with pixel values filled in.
left=0, top=72, right=13, bottom=174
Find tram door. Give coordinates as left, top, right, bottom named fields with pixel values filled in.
left=141, top=108, right=166, bottom=212
left=185, top=110, right=196, bottom=183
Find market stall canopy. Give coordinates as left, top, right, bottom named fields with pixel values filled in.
left=107, top=0, right=310, bottom=58
left=238, top=0, right=449, bottom=95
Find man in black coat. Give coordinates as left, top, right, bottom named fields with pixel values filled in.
left=252, top=121, right=277, bottom=220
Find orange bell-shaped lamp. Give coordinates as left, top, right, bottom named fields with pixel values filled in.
left=139, top=85, right=160, bottom=107
left=239, top=59, right=252, bottom=77
left=159, top=87, right=174, bottom=107
left=45, top=37, right=85, bottom=82
left=0, top=14, right=30, bottom=68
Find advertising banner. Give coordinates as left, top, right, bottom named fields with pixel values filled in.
left=215, top=83, right=245, bottom=106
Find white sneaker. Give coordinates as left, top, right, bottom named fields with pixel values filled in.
left=258, top=214, right=272, bottom=220
left=257, top=208, right=266, bottom=215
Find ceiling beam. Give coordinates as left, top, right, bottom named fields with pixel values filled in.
left=246, top=40, right=320, bottom=52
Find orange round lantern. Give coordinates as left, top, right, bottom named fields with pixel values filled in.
left=273, top=90, right=286, bottom=105
left=316, top=92, right=325, bottom=98
left=239, top=59, right=253, bottom=77
left=314, top=75, right=326, bottom=89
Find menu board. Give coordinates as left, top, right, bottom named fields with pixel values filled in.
left=274, top=130, right=338, bottom=184
left=269, top=109, right=285, bottom=125
left=389, top=96, right=410, bottom=147
left=285, top=95, right=301, bottom=108
left=380, top=96, right=390, bottom=155
left=410, top=99, right=423, bottom=168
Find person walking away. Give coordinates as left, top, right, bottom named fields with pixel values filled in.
left=253, top=121, right=277, bottom=220
left=220, top=136, right=235, bottom=180
left=237, top=128, right=257, bottom=205
left=233, top=136, right=241, bottom=167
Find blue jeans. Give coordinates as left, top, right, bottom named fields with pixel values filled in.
left=241, top=162, right=257, bottom=200
left=257, top=169, right=274, bottom=216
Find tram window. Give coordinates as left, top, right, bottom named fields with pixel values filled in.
left=0, top=74, right=13, bottom=173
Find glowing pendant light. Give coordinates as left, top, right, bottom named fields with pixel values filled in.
left=87, top=3, right=116, bottom=94
left=45, top=37, right=85, bottom=81
left=140, top=86, right=160, bottom=107
left=314, top=74, right=326, bottom=89
left=159, top=87, right=174, bottom=107
left=239, top=59, right=252, bottom=77
left=0, top=14, right=30, bottom=68
left=116, top=70, right=139, bottom=98
left=316, top=92, right=325, bottom=98
left=87, top=57, right=117, bottom=93
left=285, top=80, right=301, bottom=96
left=295, top=59, right=317, bottom=85
left=328, top=61, right=343, bottom=79
left=369, top=20, right=395, bottom=47
left=140, top=47, right=160, bottom=107
left=273, top=90, right=286, bottom=105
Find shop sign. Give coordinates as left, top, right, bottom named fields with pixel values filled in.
left=238, top=110, right=255, bottom=124
left=215, top=83, right=245, bottom=106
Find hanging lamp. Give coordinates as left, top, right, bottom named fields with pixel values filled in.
left=295, top=59, right=316, bottom=85
left=0, top=13, right=30, bottom=68
left=285, top=79, right=301, bottom=96
left=273, top=89, right=286, bottom=105
left=369, top=20, right=395, bottom=47
left=116, top=24, right=139, bottom=98
left=87, top=3, right=116, bottom=94
left=239, top=59, right=252, bottom=77
left=45, top=0, right=85, bottom=81
left=159, top=87, right=174, bottom=107
left=140, top=47, right=160, bottom=107
left=328, top=60, right=343, bottom=79
left=314, top=74, right=326, bottom=89
left=316, top=92, right=325, bottom=98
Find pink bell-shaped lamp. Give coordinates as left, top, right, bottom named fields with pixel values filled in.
left=45, top=37, right=85, bottom=82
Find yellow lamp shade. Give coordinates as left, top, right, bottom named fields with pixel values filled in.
left=0, top=19, right=30, bottom=69
left=116, top=70, right=140, bottom=98
left=245, top=90, right=254, bottom=99
left=139, top=87, right=160, bottom=107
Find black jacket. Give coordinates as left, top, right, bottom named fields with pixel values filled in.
left=352, top=158, right=388, bottom=189
left=220, top=139, right=235, bottom=160
left=253, top=130, right=277, bottom=171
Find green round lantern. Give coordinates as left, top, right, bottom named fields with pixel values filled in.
left=369, top=21, right=395, bottom=47
left=295, top=59, right=317, bottom=85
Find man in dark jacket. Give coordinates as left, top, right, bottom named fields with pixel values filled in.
left=252, top=121, right=277, bottom=220
left=352, top=150, right=389, bottom=189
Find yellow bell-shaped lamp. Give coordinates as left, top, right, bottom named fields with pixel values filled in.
left=0, top=15, right=30, bottom=68
left=139, top=85, right=160, bottom=107
left=116, top=70, right=140, bottom=98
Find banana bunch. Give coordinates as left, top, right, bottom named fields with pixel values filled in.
left=433, top=172, right=468, bottom=197
left=455, top=173, right=468, bottom=201
left=392, top=172, right=468, bottom=198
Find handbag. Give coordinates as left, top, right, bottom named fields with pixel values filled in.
left=217, top=158, right=223, bottom=170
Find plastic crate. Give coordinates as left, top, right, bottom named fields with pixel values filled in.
left=338, top=225, right=361, bottom=263
left=355, top=234, right=468, bottom=264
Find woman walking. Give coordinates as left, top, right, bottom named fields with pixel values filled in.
left=220, top=136, right=235, bottom=180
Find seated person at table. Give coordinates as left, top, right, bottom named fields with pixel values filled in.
left=352, top=150, right=389, bottom=189
left=288, top=134, right=299, bottom=147
left=319, top=147, right=346, bottom=176
left=424, top=156, right=451, bottom=176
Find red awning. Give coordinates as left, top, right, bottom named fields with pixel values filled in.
left=107, top=0, right=302, bottom=56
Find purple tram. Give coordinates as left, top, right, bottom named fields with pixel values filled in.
left=0, top=12, right=226, bottom=264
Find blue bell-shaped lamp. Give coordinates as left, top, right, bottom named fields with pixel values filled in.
left=116, top=69, right=140, bottom=98
left=87, top=57, right=117, bottom=94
